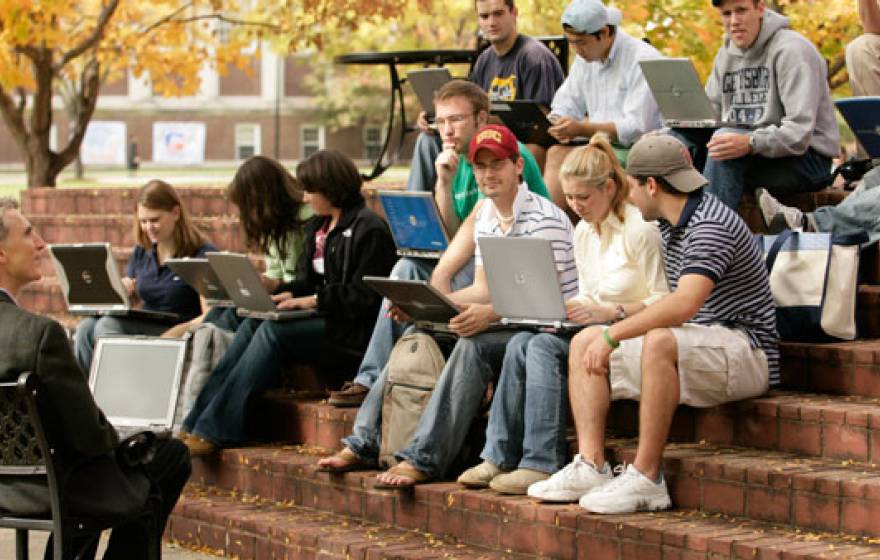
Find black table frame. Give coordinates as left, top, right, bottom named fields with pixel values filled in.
left=335, top=49, right=476, bottom=181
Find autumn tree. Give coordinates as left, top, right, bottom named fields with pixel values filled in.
left=0, top=0, right=412, bottom=188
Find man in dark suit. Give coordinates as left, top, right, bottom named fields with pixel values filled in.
left=0, top=197, right=191, bottom=558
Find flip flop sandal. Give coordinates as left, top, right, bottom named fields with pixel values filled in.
left=316, top=447, right=364, bottom=473
left=373, top=462, right=432, bottom=489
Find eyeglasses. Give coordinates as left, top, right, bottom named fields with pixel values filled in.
left=434, top=113, right=475, bottom=129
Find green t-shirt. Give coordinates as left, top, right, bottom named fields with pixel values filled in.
left=264, top=203, right=314, bottom=283
left=450, top=141, right=549, bottom=221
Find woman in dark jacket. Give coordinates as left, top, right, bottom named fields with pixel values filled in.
left=181, top=149, right=397, bottom=454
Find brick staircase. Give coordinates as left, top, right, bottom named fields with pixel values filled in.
left=18, top=186, right=880, bottom=558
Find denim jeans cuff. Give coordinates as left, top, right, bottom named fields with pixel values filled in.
left=342, top=435, right=378, bottom=462
left=394, top=449, right=439, bottom=479
left=518, top=457, right=564, bottom=475
left=480, top=449, right=518, bottom=472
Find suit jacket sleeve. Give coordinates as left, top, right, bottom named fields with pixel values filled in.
left=35, top=321, right=118, bottom=457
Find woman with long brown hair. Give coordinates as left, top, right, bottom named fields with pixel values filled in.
left=73, top=180, right=216, bottom=371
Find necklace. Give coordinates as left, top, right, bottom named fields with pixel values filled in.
left=495, top=209, right=515, bottom=224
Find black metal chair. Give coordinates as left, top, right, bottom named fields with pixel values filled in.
left=535, top=35, right=571, bottom=76
left=0, top=372, right=131, bottom=560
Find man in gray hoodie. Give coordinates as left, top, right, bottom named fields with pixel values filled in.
left=679, top=0, right=839, bottom=209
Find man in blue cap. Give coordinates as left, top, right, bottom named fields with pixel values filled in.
left=542, top=0, right=663, bottom=207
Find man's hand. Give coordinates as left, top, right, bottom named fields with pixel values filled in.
left=121, top=276, right=137, bottom=297
left=707, top=132, right=752, bottom=161
left=548, top=116, right=586, bottom=144
left=276, top=295, right=317, bottom=311
left=416, top=111, right=433, bottom=134
left=583, top=333, right=615, bottom=376
left=566, top=301, right=615, bottom=325
left=386, top=301, right=412, bottom=323
left=435, top=142, right=459, bottom=185
left=449, top=302, right=496, bottom=337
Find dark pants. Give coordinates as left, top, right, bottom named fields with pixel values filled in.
left=46, top=438, right=191, bottom=560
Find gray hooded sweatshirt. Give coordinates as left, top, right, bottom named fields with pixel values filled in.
left=705, top=9, right=839, bottom=159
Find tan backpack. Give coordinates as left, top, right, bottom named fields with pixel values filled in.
left=378, top=331, right=447, bottom=468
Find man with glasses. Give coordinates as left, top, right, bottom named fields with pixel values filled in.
left=542, top=0, right=662, bottom=210
left=328, top=81, right=548, bottom=406
left=406, top=0, right=565, bottom=193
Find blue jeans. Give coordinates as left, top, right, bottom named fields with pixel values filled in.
left=673, top=128, right=833, bottom=209
left=203, top=306, right=244, bottom=332
left=73, top=315, right=170, bottom=372
left=182, top=316, right=328, bottom=446
left=813, top=168, right=880, bottom=244
left=344, top=329, right=516, bottom=478
left=351, top=257, right=474, bottom=388
left=481, top=332, right=570, bottom=474
left=406, top=132, right=442, bottom=192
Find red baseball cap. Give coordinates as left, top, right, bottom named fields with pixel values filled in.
left=468, top=124, right=518, bottom=162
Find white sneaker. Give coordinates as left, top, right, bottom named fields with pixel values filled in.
left=756, top=188, right=803, bottom=233
left=579, top=464, right=671, bottom=514
left=526, top=455, right=612, bottom=502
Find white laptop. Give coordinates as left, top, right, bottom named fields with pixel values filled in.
left=479, top=237, right=582, bottom=331
left=207, top=252, right=319, bottom=321
left=407, top=68, right=452, bottom=123
left=363, top=276, right=462, bottom=333
left=88, top=336, right=188, bottom=438
left=639, top=58, right=757, bottom=130
left=166, top=257, right=234, bottom=307
left=378, top=191, right=449, bottom=259
left=49, top=243, right=180, bottom=323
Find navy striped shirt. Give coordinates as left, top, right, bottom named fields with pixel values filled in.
left=659, top=191, right=780, bottom=385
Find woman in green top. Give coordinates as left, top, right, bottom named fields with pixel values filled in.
left=201, top=155, right=312, bottom=331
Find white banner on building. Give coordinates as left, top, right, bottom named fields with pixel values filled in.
left=81, top=121, right=127, bottom=165
left=153, top=122, right=206, bottom=165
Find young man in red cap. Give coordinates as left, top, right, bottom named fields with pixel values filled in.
left=319, top=124, right=576, bottom=486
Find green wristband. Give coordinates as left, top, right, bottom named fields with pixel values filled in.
left=602, top=328, right=620, bottom=350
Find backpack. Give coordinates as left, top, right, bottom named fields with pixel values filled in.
left=378, top=331, right=449, bottom=468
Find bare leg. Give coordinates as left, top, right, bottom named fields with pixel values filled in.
left=567, top=326, right=609, bottom=467
left=632, top=328, right=680, bottom=481
left=525, top=143, right=547, bottom=174
left=543, top=144, right=576, bottom=216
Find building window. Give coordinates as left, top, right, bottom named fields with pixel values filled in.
left=301, top=126, right=324, bottom=159
left=364, top=126, right=383, bottom=160
left=235, top=123, right=261, bottom=159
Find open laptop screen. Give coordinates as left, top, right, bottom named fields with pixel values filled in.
left=379, top=192, right=449, bottom=253
left=836, top=97, right=880, bottom=159
left=88, top=337, right=187, bottom=428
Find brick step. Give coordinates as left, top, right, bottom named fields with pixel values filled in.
left=781, top=339, right=880, bottom=398
left=188, top=445, right=880, bottom=556
left=21, top=186, right=235, bottom=218
left=30, top=214, right=246, bottom=250
left=170, top=485, right=532, bottom=559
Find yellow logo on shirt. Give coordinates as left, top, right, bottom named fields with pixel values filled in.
left=488, top=75, right=517, bottom=101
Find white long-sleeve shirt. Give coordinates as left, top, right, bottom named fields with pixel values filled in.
left=550, top=29, right=663, bottom=147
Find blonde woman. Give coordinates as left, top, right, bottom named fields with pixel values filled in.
left=457, top=133, right=669, bottom=496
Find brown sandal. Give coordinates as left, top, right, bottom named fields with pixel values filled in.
left=316, top=447, right=364, bottom=472
left=373, top=461, right=431, bottom=489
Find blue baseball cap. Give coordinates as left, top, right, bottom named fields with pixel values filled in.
left=561, top=0, right=622, bottom=34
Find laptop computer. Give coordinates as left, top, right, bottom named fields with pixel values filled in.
left=378, top=191, right=449, bottom=259
left=88, top=336, right=188, bottom=438
left=407, top=68, right=452, bottom=123
left=166, top=257, right=234, bottom=307
left=363, top=276, right=461, bottom=333
left=491, top=100, right=588, bottom=147
left=639, top=58, right=757, bottom=129
left=835, top=97, right=880, bottom=159
left=49, top=243, right=180, bottom=323
left=206, top=252, right=319, bottom=321
left=479, top=237, right=582, bottom=331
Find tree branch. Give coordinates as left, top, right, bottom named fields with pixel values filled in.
left=138, top=2, right=196, bottom=36
left=55, top=0, right=122, bottom=71
left=56, top=58, right=101, bottom=170
left=0, top=83, right=28, bottom=150
left=174, top=13, right=280, bottom=31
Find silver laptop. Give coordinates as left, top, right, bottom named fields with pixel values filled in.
left=479, top=237, right=581, bottom=330
left=49, top=243, right=180, bottom=323
left=207, top=252, right=319, bottom=321
left=378, top=191, right=449, bottom=259
left=363, top=276, right=461, bottom=333
left=166, top=257, right=234, bottom=307
left=88, top=336, right=188, bottom=438
left=407, top=68, right=452, bottom=122
left=639, top=58, right=756, bottom=129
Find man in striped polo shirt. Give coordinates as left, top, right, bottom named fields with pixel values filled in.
left=319, top=125, right=577, bottom=486
left=560, top=135, right=778, bottom=513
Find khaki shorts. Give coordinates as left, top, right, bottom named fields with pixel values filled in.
left=609, top=323, right=769, bottom=408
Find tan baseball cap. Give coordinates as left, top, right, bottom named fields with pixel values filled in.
left=625, top=135, right=708, bottom=193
